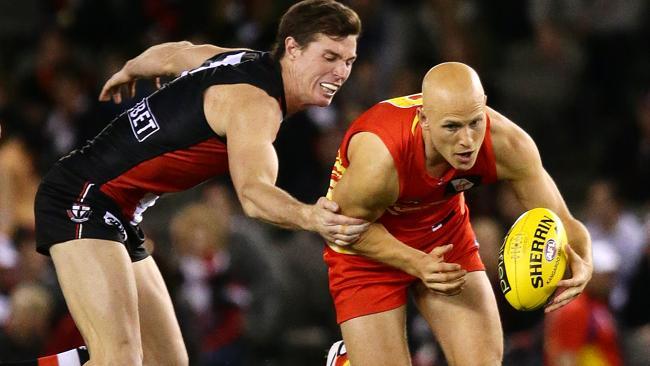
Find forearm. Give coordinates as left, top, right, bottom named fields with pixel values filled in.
left=124, top=41, right=192, bottom=77
left=238, top=182, right=312, bottom=231
left=347, top=224, right=426, bottom=277
left=565, top=218, right=592, bottom=266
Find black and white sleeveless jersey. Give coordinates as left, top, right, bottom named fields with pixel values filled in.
left=56, top=49, right=287, bottom=223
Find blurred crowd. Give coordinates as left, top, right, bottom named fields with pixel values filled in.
left=0, top=0, right=648, bottom=365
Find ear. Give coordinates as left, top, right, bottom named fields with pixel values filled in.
left=417, top=107, right=429, bottom=129
left=285, top=36, right=301, bottom=60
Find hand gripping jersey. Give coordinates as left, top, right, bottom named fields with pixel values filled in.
left=327, top=93, right=497, bottom=254
left=59, top=50, right=287, bottom=223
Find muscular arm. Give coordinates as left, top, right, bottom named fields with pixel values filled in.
left=99, top=41, right=242, bottom=103
left=329, top=132, right=414, bottom=270
left=220, top=85, right=300, bottom=226
left=208, top=84, right=367, bottom=244
left=490, top=107, right=593, bottom=311
left=330, top=132, right=465, bottom=292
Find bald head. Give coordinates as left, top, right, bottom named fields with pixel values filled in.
left=422, top=62, right=485, bottom=114
left=417, top=62, right=488, bottom=171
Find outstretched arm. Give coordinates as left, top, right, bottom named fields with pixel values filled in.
left=99, top=41, right=240, bottom=103
left=490, top=107, right=593, bottom=312
left=329, top=132, right=466, bottom=295
left=209, top=84, right=368, bottom=245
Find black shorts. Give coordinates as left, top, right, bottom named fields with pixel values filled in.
left=35, top=166, right=149, bottom=262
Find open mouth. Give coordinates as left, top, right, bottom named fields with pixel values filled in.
left=320, top=82, right=340, bottom=97
left=456, top=151, right=474, bottom=163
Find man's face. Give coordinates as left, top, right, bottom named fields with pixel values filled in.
left=289, top=34, right=357, bottom=107
left=420, top=96, right=487, bottom=171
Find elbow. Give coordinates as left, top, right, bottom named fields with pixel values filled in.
left=238, top=189, right=262, bottom=220
left=566, top=217, right=589, bottom=238
left=240, top=199, right=261, bottom=219
left=177, top=40, right=194, bottom=48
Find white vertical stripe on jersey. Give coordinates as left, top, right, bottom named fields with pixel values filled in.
left=77, top=183, right=94, bottom=239
left=56, top=348, right=82, bottom=366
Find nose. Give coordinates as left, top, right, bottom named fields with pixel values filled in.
left=333, top=60, right=350, bottom=81
left=459, top=126, right=475, bottom=148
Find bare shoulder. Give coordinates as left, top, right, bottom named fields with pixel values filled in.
left=488, top=107, right=542, bottom=181
left=205, top=83, right=278, bottom=107
left=332, top=132, right=399, bottom=220
left=204, top=84, right=282, bottom=137
left=348, top=132, right=394, bottom=169
left=348, top=132, right=397, bottom=188
left=348, top=132, right=399, bottom=188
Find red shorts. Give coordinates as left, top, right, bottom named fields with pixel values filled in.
left=324, top=220, right=485, bottom=324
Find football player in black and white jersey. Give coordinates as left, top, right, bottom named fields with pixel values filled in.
left=33, top=1, right=365, bottom=365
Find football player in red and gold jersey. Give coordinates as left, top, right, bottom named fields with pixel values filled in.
left=325, top=62, right=593, bottom=365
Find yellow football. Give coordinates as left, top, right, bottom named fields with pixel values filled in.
left=497, top=208, right=568, bottom=311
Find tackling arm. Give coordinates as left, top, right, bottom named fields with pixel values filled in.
left=212, top=84, right=367, bottom=245
left=490, top=107, right=593, bottom=312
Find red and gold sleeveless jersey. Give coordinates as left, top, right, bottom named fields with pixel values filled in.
left=327, top=93, right=497, bottom=253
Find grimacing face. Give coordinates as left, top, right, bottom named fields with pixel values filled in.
left=419, top=99, right=487, bottom=171
left=290, top=33, right=357, bottom=107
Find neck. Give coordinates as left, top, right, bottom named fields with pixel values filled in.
left=425, top=156, right=451, bottom=178
left=279, top=57, right=304, bottom=115
left=421, top=125, right=451, bottom=177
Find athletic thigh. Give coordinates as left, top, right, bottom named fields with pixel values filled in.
left=340, top=305, right=411, bottom=366
left=50, top=239, right=143, bottom=365
left=413, top=271, right=503, bottom=366
left=133, top=257, right=188, bottom=366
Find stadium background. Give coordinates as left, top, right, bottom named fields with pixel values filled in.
left=0, top=0, right=648, bottom=365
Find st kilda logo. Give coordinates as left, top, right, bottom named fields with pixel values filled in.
left=67, top=203, right=92, bottom=223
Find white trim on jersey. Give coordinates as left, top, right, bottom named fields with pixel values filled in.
left=56, top=348, right=83, bottom=366
left=182, top=52, right=246, bottom=76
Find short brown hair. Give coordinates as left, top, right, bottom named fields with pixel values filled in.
left=271, top=0, right=361, bottom=59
